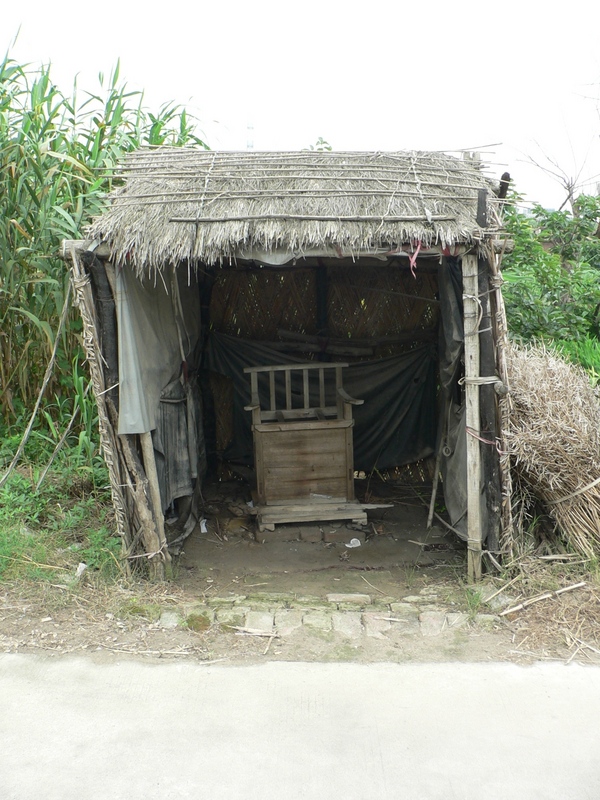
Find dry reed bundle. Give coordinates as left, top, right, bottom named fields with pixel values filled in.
left=89, top=148, right=501, bottom=273
left=507, top=343, right=600, bottom=559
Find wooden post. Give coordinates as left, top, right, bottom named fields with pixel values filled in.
left=140, top=431, right=171, bottom=575
left=478, top=256, right=502, bottom=553
left=462, top=253, right=483, bottom=582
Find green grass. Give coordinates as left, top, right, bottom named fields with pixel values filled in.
left=0, top=460, right=120, bottom=582
left=550, top=337, right=600, bottom=386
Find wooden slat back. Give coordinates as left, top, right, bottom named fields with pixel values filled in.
left=244, top=362, right=350, bottom=420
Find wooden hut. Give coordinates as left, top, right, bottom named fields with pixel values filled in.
left=64, top=148, right=513, bottom=581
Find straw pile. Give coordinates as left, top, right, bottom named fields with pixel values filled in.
left=507, top=343, right=600, bottom=559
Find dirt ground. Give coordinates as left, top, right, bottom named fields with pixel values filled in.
left=1, top=477, right=599, bottom=666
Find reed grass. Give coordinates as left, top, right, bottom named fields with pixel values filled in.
left=0, top=54, right=207, bottom=444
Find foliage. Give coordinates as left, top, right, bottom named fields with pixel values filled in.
left=0, top=54, right=207, bottom=449
left=307, top=136, right=332, bottom=151
left=532, top=196, right=600, bottom=270
left=0, top=463, right=118, bottom=582
left=501, top=196, right=600, bottom=345
left=549, top=337, right=600, bottom=387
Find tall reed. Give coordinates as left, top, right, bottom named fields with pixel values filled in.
left=0, top=55, right=207, bottom=454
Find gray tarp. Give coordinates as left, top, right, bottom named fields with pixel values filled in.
left=206, top=332, right=438, bottom=471
left=116, top=265, right=201, bottom=435
left=115, top=265, right=205, bottom=513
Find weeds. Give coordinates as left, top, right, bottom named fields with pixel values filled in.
left=465, top=586, right=483, bottom=617
left=0, top=462, right=118, bottom=582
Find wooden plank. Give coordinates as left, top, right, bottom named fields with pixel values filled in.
left=263, top=449, right=347, bottom=471
left=139, top=432, right=170, bottom=562
left=265, top=476, right=348, bottom=504
left=259, top=501, right=368, bottom=514
left=254, top=419, right=353, bottom=433
left=256, top=407, right=338, bottom=422
left=478, top=255, right=501, bottom=553
left=254, top=424, right=266, bottom=504
left=259, top=429, right=348, bottom=461
left=260, top=510, right=367, bottom=525
left=259, top=496, right=347, bottom=508
left=463, top=252, right=483, bottom=583
left=258, top=505, right=367, bottom=524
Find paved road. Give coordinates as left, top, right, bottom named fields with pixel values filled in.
left=1, top=654, right=599, bottom=799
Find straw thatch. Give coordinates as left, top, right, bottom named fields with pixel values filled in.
left=89, top=149, right=500, bottom=272
left=507, top=343, right=600, bottom=559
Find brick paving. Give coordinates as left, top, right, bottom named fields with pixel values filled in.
left=175, top=591, right=501, bottom=643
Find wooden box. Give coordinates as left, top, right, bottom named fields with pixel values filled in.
left=244, top=363, right=367, bottom=530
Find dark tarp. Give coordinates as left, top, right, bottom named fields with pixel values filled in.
left=205, top=332, right=437, bottom=471
left=152, top=374, right=207, bottom=513
left=437, top=257, right=487, bottom=542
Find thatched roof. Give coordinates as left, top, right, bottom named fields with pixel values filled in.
left=89, top=148, right=501, bottom=271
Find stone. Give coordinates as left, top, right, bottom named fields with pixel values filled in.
left=274, top=610, right=304, bottom=636
left=326, top=593, right=371, bottom=606
left=215, top=607, right=250, bottom=628
left=228, top=504, right=247, bottom=517
left=302, top=611, right=332, bottom=632
left=475, top=613, right=501, bottom=628
left=419, top=611, right=447, bottom=637
left=245, top=592, right=291, bottom=604
left=446, top=612, right=469, bottom=629
left=363, top=612, right=391, bottom=639
left=402, top=596, right=422, bottom=603
left=331, top=612, right=363, bottom=639
left=244, top=611, right=274, bottom=634
left=298, top=525, right=323, bottom=543
left=206, top=595, right=247, bottom=606
left=158, top=611, right=180, bottom=629
left=292, top=595, right=323, bottom=608
left=389, top=603, right=419, bottom=617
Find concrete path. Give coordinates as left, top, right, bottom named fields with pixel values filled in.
left=1, top=654, right=599, bottom=800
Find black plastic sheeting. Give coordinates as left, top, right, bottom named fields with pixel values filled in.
left=206, top=332, right=438, bottom=472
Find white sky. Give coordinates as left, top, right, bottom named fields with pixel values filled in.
left=4, top=1, right=600, bottom=208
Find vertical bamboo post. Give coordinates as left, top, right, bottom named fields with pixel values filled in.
left=462, top=253, right=483, bottom=582
left=489, top=247, right=514, bottom=559
left=140, top=431, right=170, bottom=574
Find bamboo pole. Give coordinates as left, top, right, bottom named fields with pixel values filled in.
left=139, top=432, right=171, bottom=572
left=488, top=247, right=514, bottom=559
left=462, top=253, right=483, bottom=582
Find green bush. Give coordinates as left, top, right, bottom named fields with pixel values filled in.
left=501, top=199, right=600, bottom=343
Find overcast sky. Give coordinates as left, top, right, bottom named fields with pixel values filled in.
left=4, top=1, right=600, bottom=208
